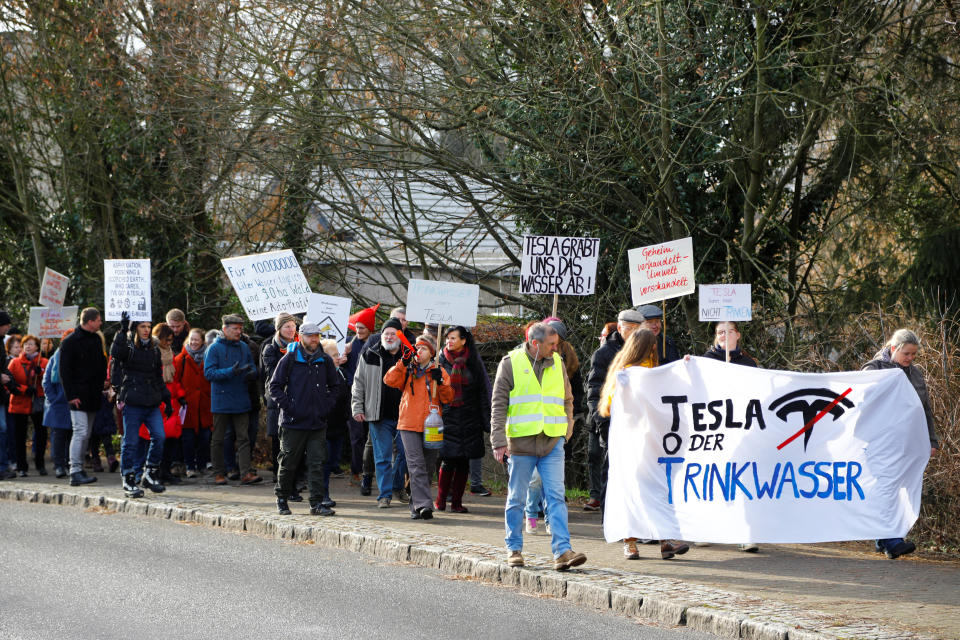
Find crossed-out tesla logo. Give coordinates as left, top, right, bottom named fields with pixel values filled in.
left=768, top=388, right=855, bottom=451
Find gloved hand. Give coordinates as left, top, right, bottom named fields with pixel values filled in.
left=164, top=403, right=173, bottom=419
left=120, top=311, right=130, bottom=332
left=178, top=396, right=187, bottom=407
left=401, top=350, right=414, bottom=367
left=231, top=362, right=242, bottom=376
left=25, top=385, right=37, bottom=397
left=431, top=367, right=443, bottom=384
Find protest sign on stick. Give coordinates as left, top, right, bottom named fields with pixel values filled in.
left=406, top=279, right=480, bottom=328
left=520, top=235, right=600, bottom=296
left=221, top=250, right=311, bottom=321
left=28, top=306, right=78, bottom=339
left=104, top=259, right=151, bottom=321
left=699, top=284, right=752, bottom=362
left=304, top=293, right=352, bottom=351
left=628, top=237, right=696, bottom=358
left=39, top=267, right=69, bottom=308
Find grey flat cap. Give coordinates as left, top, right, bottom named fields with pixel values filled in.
left=618, top=309, right=645, bottom=324
left=299, top=322, right=322, bottom=335
left=636, top=304, right=663, bottom=320
left=547, top=320, right=568, bottom=341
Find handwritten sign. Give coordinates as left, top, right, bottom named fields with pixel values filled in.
left=520, top=235, right=600, bottom=295
left=406, top=279, right=480, bottom=327
left=221, top=250, right=311, bottom=321
left=104, top=259, right=151, bottom=322
left=39, top=267, right=69, bottom=308
left=28, top=306, right=78, bottom=339
left=699, top=284, right=752, bottom=321
left=628, top=237, right=695, bottom=305
left=304, top=293, right=352, bottom=350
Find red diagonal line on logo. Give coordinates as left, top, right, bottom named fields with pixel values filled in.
left=776, top=387, right=853, bottom=451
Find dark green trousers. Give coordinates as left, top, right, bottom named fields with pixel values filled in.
left=275, top=427, right=328, bottom=502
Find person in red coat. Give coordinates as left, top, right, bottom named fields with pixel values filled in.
left=175, top=328, right=212, bottom=478
left=8, top=335, right=48, bottom=476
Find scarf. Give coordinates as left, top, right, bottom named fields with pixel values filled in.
left=185, top=343, right=204, bottom=366
left=159, top=345, right=175, bottom=383
left=710, top=345, right=742, bottom=359
left=442, top=346, right=469, bottom=407
left=275, top=333, right=293, bottom=349
left=25, top=351, right=38, bottom=361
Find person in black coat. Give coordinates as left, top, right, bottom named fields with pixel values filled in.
left=701, top=321, right=757, bottom=367
left=112, top=312, right=171, bottom=497
left=59, top=307, right=107, bottom=486
left=270, top=322, right=341, bottom=516
left=434, top=326, right=490, bottom=513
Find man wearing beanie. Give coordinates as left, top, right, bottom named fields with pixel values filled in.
left=204, top=314, right=260, bottom=485
left=351, top=316, right=408, bottom=508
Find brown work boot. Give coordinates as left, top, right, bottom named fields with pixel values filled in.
left=240, top=471, right=262, bottom=485
left=660, top=540, right=690, bottom=560
left=553, top=549, right=587, bottom=571
left=213, top=474, right=228, bottom=485
left=506, top=550, right=524, bottom=567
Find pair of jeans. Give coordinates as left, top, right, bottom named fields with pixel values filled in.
left=181, top=428, right=211, bottom=471
left=223, top=411, right=258, bottom=473
left=51, top=429, right=72, bottom=470
left=368, top=419, right=406, bottom=501
left=505, top=438, right=571, bottom=558
left=324, top=434, right=345, bottom=500
left=120, top=405, right=165, bottom=475
left=68, top=410, right=97, bottom=475
left=525, top=468, right=546, bottom=521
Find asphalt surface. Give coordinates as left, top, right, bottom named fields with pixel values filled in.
left=0, top=501, right=722, bottom=640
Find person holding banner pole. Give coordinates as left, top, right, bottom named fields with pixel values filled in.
left=490, top=322, right=587, bottom=571
left=862, top=328, right=939, bottom=560
left=599, top=329, right=691, bottom=561
left=60, top=307, right=106, bottom=486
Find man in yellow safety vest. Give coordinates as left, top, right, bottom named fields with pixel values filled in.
left=490, top=322, right=587, bottom=572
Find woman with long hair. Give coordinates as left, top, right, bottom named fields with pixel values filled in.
left=600, top=329, right=690, bottom=561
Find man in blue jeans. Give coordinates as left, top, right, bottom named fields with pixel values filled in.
left=351, top=317, right=407, bottom=508
left=490, top=322, right=586, bottom=572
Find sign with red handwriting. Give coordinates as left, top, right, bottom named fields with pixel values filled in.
left=628, top=237, right=695, bottom=305
left=39, top=267, right=69, bottom=308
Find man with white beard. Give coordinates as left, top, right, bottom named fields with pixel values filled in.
left=351, top=317, right=408, bottom=508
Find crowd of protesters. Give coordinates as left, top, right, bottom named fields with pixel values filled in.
left=0, top=297, right=939, bottom=570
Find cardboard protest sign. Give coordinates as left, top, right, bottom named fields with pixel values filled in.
left=221, top=250, right=311, bottom=321
left=304, top=293, right=352, bottom=350
left=104, top=259, right=151, bottom=321
left=28, top=306, right=78, bottom=339
left=39, top=267, right=69, bottom=308
left=520, top=235, right=600, bottom=295
left=698, top=284, right=752, bottom=321
left=406, top=279, right=480, bottom=327
left=628, top=237, right=695, bottom=306
left=604, top=359, right=930, bottom=544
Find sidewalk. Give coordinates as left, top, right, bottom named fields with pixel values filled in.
left=3, top=471, right=955, bottom=640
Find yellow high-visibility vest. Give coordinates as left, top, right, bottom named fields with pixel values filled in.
left=506, top=348, right=567, bottom=438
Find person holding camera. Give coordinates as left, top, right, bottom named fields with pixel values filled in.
left=204, top=314, right=261, bottom=485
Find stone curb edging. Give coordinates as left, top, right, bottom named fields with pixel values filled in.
left=1, top=487, right=927, bottom=640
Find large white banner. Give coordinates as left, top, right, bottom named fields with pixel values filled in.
left=221, top=250, right=311, bottom=321
left=406, top=279, right=479, bottom=327
left=520, top=235, right=600, bottom=295
left=604, top=358, right=930, bottom=544
left=104, top=259, right=151, bottom=322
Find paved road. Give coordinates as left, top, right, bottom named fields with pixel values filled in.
left=0, top=501, right=720, bottom=640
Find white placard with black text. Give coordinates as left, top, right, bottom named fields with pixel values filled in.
left=221, top=250, right=311, bottom=321
left=406, top=279, right=480, bottom=328
left=304, top=293, right=352, bottom=350
left=699, top=284, right=752, bottom=321
left=520, top=235, right=600, bottom=295
left=104, top=259, right=151, bottom=322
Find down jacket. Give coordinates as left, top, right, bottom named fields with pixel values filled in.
left=110, top=332, right=169, bottom=409
left=269, top=341, right=340, bottom=431
left=174, top=349, right=212, bottom=431
left=437, top=351, right=489, bottom=460
left=7, top=352, right=47, bottom=415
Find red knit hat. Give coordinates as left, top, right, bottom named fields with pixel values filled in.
left=348, top=303, right=380, bottom=332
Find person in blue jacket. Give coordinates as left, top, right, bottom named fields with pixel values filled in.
left=42, top=333, right=73, bottom=478
left=204, top=314, right=260, bottom=486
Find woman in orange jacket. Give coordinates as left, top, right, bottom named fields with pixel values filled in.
left=8, top=335, right=48, bottom=476
left=384, top=334, right=453, bottom=520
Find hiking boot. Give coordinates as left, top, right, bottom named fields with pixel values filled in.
left=141, top=467, right=166, bottom=493
left=554, top=549, right=587, bottom=571
left=359, top=474, right=372, bottom=496
left=507, top=550, right=524, bottom=567
left=660, top=540, right=689, bottom=560
left=69, top=471, right=96, bottom=486
left=885, top=538, right=916, bottom=559
left=123, top=473, right=144, bottom=498
left=583, top=498, right=601, bottom=511
left=395, top=488, right=410, bottom=504
left=321, top=498, right=336, bottom=508
left=240, top=472, right=262, bottom=485
left=623, top=538, right=640, bottom=560
left=277, top=497, right=292, bottom=515
left=310, top=502, right=335, bottom=516
left=739, top=543, right=760, bottom=553
left=417, top=507, right=433, bottom=520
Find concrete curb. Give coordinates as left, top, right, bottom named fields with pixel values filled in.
left=1, top=487, right=929, bottom=640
